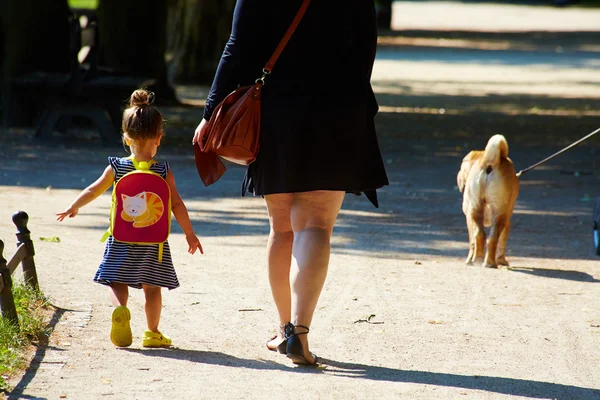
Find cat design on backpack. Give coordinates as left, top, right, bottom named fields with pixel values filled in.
left=102, top=158, right=171, bottom=261
left=121, top=191, right=164, bottom=228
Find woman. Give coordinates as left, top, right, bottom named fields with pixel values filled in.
left=193, top=0, right=388, bottom=365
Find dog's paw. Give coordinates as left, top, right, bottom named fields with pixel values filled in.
left=496, top=257, right=510, bottom=266
left=483, top=262, right=498, bottom=269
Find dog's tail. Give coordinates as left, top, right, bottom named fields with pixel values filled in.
left=482, top=134, right=509, bottom=169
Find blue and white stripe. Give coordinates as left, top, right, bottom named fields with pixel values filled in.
left=94, top=156, right=179, bottom=290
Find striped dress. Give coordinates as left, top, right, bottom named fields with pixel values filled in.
left=93, top=157, right=179, bottom=290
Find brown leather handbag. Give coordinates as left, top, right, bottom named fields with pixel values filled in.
left=195, top=0, right=311, bottom=187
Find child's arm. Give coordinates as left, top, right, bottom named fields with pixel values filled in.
left=166, top=169, right=203, bottom=255
left=56, top=166, right=115, bottom=221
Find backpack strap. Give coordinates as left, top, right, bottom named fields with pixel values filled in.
left=127, top=155, right=157, bottom=171
left=158, top=244, right=164, bottom=264
left=100, top=230, right=111, bottom=242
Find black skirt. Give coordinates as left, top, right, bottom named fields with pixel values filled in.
left=243, top=88, right=388, bottom=208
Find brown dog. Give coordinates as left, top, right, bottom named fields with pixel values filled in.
left=457, top=135, right=519, bottom=268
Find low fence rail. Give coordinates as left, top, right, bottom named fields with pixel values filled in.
left=0, top=211, right=39, bottom=329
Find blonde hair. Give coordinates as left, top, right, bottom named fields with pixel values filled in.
left=121, top=89, right=163, bottom=142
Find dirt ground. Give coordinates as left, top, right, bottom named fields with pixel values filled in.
left=2, top=3, right=600, bottom=400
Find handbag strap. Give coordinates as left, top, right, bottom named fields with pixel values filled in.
left=261, top=0, right=311, bottom=78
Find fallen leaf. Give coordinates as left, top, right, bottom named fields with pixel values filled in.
left=39, top=236, right=61, bottom=243
left=354, top=314, right=384, bottom=324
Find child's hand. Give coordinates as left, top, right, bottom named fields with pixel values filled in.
left=186, top=234, right=203, bottom=255
left=56, top=207, right=79, bottom=221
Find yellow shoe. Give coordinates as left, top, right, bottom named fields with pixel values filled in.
left=142, top=330, right=172, bottom=348
left=110, top=306, right=132, bottom=347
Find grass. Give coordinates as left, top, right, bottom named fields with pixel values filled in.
left=68, top=0, right=98, bottom=9
left=0, top=283, right=51, bottom=393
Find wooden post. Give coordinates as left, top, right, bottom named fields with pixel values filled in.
left=13, top=211, right=39, bottom=290
left=0, top=239, right=19, bottom=328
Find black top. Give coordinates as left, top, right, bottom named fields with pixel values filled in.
left=204, top=0, right=389, bottom=207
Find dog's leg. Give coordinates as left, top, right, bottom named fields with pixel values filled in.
left=484, top=214, right=507, bottom=268
left=465, top=216, right=475, bottom=265
left=496, top=217, right=512, bottom=266
left=469, top=208, right=486, bottom=264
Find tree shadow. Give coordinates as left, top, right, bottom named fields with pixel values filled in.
left=373, top=91, right=600, bottom=118
left=375, top=44, right=600, bottom=68
left=380, top=29, right=600, bottom=50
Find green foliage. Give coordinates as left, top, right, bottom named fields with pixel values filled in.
left=68, top=0, right=98, bottom=9
left=579, top=0, right=600, bottom=7
left=0, top=284, right=50, bottom=392
left=0, top=318, right=23, bottom=391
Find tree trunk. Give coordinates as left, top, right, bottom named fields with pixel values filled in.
left=167, top=0, right=236, bottom=84
left=0, top=19, right=5, bottom=79
left=1, top=0, right=70, bottom=125
left=2, top=0, right=70, bottom=80
left=96, top=0, right=176, bottom=103
left=376, top=0, right=393, bottom=31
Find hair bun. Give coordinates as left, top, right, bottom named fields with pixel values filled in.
left=129, top=89, right=154, bottom=107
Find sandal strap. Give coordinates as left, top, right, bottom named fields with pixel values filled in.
left=284, top=323, right=310, bottom=337
left=283, top=322, right=295, bottom=337
left=293, top=324, right=310, bottom=335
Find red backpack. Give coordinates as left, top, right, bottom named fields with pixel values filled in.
left=102, top=158, right=171, bottom=261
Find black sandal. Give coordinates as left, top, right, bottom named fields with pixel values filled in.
left=266, top=322, right=291, bottom=354
left=285, top=324, right=319, bottom=366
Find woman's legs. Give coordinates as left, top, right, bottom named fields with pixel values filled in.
left=142, top=284, right=162, bottom=333
left=264, top=190, right=345, bottom=362
left=264, top=194, right=294, bottom=348
left=289, top=191, right=344, bottom=362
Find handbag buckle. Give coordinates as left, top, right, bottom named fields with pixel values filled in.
left=255, top=69, right=271, bottom=86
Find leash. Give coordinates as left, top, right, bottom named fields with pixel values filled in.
left=516, top=126, right=600, bottom=177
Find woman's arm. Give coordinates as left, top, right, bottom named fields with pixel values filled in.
left=202, top=0, right=263, bottom=122
left=56, top=165, right=115, bottom=221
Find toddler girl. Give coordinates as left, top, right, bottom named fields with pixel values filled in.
left=57, top=89, right=202, bottom=348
